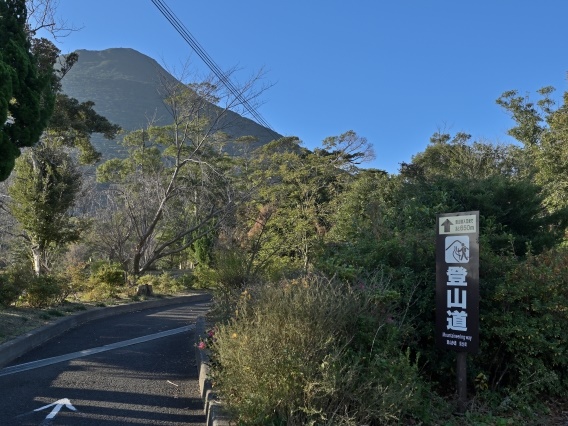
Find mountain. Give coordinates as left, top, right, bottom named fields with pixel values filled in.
left=60, top=48, right=281, bottom=159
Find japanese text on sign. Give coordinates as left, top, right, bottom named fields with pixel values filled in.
left=436, top=211, right=479, bottom=353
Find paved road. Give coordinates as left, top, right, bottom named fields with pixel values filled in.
left=0, top=298, right=210, bottom=425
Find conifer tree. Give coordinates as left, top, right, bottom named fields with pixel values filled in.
left=0, top=0, right=56, bottom=181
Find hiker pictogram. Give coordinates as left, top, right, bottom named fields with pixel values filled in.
left=445, top=236, right=470, bottom=263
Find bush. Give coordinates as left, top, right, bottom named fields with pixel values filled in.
left=209, top=274, right=432, bottom=425
left=0, top=272, right=23, bottom=306
left=479, top=248, right=568, bottom=405
left=23, top=275, right=66, bottom=308
left=194, top=249, right=258, bottom=320
left=136, top=272, right=190, bottom=295
left=0, top=266, right=33, bottom=306
left=211, top=249, right=250, bottom=290
left=83, top=262, right=126, bottom=301
left=61, top=261, right=90, bottom=298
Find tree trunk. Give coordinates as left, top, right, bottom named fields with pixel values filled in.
left=31, top=245, right=43, bottom=276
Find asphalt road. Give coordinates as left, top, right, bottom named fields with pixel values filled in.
left=0, top=298, right=211, bottom=425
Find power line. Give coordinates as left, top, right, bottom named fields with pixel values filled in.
left=151, top=0, right=274, bottom=131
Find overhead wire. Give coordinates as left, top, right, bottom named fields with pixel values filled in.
left=151, top=0, right=274, bottom=131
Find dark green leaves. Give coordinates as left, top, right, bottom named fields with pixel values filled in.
left=0, top=0, right=56, bottom=180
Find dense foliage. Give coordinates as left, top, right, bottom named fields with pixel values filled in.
left=209, top=275, right=431, bottom=425
left=202, top=87, right=568, bottom=422
left=0, top=0, right=57, bottom=180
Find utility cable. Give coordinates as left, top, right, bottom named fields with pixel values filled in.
left=151, top=0, right=274, bottom=131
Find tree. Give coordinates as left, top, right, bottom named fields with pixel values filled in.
left=398, top=132, right=566, bottom=255
left=44, top=93, right=120, bottom=163
left=25, top=0, right=78, bottom=39
left=6, top=89, right=120, bottom=275
left=0, top=59, right=18, bottom=181
left=234, top=131, right=372, bottom=274
left=537, top=89, right=568, bottom=212
left=496, top=86, right=568, bottom=213
left=323, top=135, right=568, bottom=398
left=496, top=87, right=554, bottom=149
left=96, top=72, right=267, bottom=276
left=8, top=144, right=82, bottom=275
left=6, top=87, right=120, bottom=274
left=4, top=40, right=119, bottom=274
left=0, top=0, right=57, bottom=181
left=400, top=131, right=528, bottom=181
left=86, top=192, right=134, bottom=270
left=318, top=130, right=375, bottom=172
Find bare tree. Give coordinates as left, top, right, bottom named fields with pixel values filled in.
left=96, top=68, right=270, bottom=275
left=25, top=0, right=80, bottom=38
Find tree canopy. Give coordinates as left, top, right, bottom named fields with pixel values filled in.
left=0, top=0, right=57, bottom=181
left=8, top=143, right=82, bottom=274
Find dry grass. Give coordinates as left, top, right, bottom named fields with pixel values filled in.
left=0, top=287, right=200, bottom=346
left=0, top=302, right=96, bottom=344
left=0, top=297, right=165, bottom=345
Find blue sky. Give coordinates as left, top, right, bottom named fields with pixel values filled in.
left=44, top=0, right=568, bottom=173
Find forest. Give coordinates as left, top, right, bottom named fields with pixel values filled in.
left=2, top=0, right=568, bottom=424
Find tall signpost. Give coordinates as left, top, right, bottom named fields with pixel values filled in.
left=436, top=211, right=479, bottom=413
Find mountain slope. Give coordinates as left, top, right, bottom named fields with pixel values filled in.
left=60, top=48, right=281, bottom=158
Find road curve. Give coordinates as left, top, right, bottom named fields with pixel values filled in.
left=0, top=294, right=211, bottom=425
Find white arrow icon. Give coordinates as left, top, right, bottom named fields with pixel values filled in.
left=34, top=398, right=77, bottom=419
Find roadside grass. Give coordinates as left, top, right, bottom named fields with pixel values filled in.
left=0, top=302, right=97, bottom=344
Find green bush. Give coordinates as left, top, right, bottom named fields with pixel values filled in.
left=0, top=272, right=24, bottom=306
left=61, top=261, right=90, bottom=298
left=135, top=274, right=159, bottom=289
left=84, top=262, right=126, bottom=300
left=91, top=262, right=126, bottom=286
left=479, top=248, right=568, bottom=405
left=0, top=266, right=33, bottom=306
left=194, top=249, right=257, bottom=319
left=211, top=249, right=250, bottom=290
left=136, top=272, right=190, bottom=294
left=209, top=274, right=432, bottom=425
left=23, top=275, right=66, bottom=308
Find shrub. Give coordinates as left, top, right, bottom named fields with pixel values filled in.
left=135, top=274, right=159, bottom=290
left=83, top=262, right=126, bottom=301
left=136, top=272, right=189, bottom=295
left=479, top=248, right=568, bottom=405
left=194, top=249, right=259, bottom=321
left=209, top=274, right=432, bottom=425
left=0, top=265, right=36, bottom=306
left=23, top=275, right=66, bottom=308
left=61, top=261, right=90, bottom=298
left=211, top=249, right=250, bottom=290
left=176, top=273, right=195, bottom=289
left=0, top=271, right=25, bottom=306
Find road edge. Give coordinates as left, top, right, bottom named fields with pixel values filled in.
left=195, top=316, right=232, bottom=426
left=0, top=292, right=212, bottom=368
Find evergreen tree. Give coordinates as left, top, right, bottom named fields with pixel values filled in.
left=0, top=0, right=56, bottom=181
left=8, top=143, right=82, bottom=275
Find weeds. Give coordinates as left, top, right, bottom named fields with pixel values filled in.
left=209, top=274, right=432, bottom=425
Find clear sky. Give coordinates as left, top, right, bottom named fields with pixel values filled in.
left=41, top=0, right=568, bottom=173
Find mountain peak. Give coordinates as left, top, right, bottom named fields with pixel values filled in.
left=60, top=48, right=280, bottom=158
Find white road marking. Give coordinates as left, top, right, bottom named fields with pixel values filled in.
left=34, top=398, right=77, bottom=419
left=0, top=324, right=195, bottom=377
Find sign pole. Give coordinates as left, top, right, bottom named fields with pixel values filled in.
left=456, top=352, right=467, bottom=414
left=435, top=211, right=480, bottom=415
